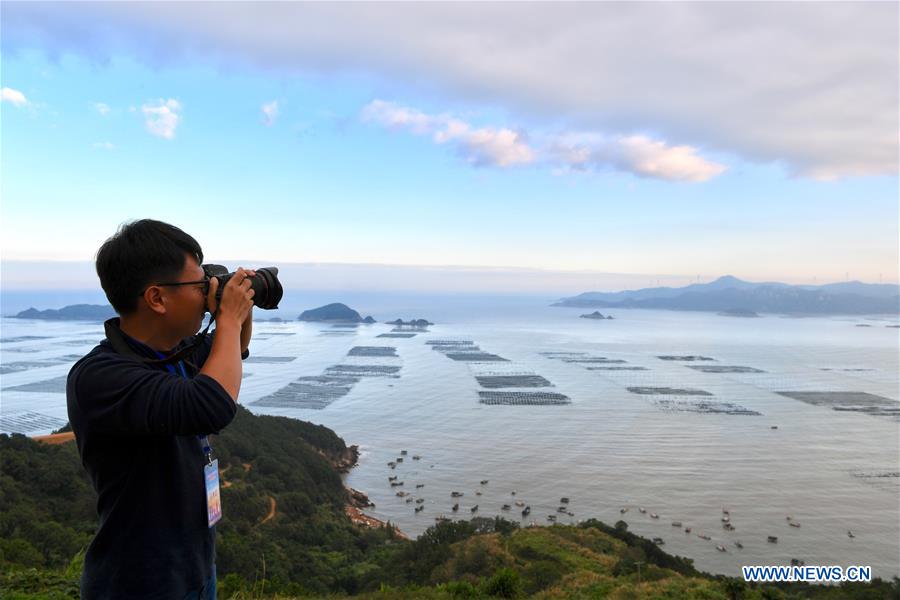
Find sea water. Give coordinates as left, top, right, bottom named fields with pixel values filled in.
left=1, top=295, right=898, bottom=579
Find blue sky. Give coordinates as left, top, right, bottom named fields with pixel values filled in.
left=1, top=3, right=897, bottom=291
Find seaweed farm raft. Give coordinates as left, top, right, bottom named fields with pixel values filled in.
left=348, top=346, right=399, bottom=357
left=475, top=374, right=553, bottom=388
left=250, top=375, right=358, bottom=410
left=478, top=391, right=571, bottom=406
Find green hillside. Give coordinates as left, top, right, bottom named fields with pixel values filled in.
left=2, top=407, right=896, bottom=599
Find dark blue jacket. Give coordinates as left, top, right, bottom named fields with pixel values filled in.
left=67, top=318, right=239, bottom=599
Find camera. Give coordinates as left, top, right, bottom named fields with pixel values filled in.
left=202, top=264, right=284, bottom=311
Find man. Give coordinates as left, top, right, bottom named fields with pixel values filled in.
left=67, top=219, right=255, bottom=599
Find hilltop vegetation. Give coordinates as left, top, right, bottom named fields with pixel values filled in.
left=2, top=407, right=896, bottom=599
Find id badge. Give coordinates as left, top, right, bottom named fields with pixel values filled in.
left=204, top=459, right=223, bottom=528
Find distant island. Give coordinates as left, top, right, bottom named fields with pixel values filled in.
left=385, top=318, right=433, bottom=329
left=12, top=304, right=115, bottom=322
left=580, top=311, right=614, bottom=320
left=298, top=302, right=376, bottom=323
left=554, top=275, right=900, bottom=315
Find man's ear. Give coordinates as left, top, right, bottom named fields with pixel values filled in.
left=142, top=286, right=168, bottom=316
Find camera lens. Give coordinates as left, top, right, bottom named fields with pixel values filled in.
left=248, top=267, right=283, bottom=310
left=202, top=264, right=283, bottom=311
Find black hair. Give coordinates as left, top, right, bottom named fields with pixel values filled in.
left=96, top=219, right=204, bottom=315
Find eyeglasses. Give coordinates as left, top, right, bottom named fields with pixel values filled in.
left=138, top=278, right=210, bottom=297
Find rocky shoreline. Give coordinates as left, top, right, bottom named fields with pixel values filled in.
left=336, top=445, right=408, bottom=538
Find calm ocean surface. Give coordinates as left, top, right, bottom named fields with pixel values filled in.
left=2, top=294, right=898, bottom=579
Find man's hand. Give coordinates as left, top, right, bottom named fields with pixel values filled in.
left=207, top=268, right=256, bottom=328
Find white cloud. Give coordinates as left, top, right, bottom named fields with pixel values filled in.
left=92, top=141, right=115, bottom=150
left=364, top=100, right=720, bottom=179
left=141, top=98, right=181, bottom=139
left=362, top=100, right=535, bottom=168
left=1, top=87, right=28, bottom=107
left=548, top=133, right=726, bottom=182
left=5, top=3, right=897, bottom=178
left=94, top=102, right=110, bottom=115
left=261, top=100, right=278, bottom=125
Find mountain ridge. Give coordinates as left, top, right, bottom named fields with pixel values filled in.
left=554, top=276, right=900, bottom=315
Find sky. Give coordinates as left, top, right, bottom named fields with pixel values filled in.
left=1, top=2, right=898, bottom=293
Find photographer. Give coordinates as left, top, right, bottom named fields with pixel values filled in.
left=66, top=219, right=255, bottom=599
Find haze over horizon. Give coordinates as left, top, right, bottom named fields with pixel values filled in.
left=1, top=259, right=896, bottom=297
left=2, top=3, right=898, bottom=288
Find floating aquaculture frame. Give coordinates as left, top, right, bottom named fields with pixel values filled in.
left=687, top=365, right=765, bottom=373
left=243, top=356, right=298, bottom=364
left=478, top=391, right=571, bottom=405
left=652, top=399, right=762, bottom=415
left=475, top=375, right=553, bottom=389
left=325, top=364, right=402, bottom=377
left=348, top=346, right=399, bottom=357
left=0, top=412, right=67, bottom=433
left=627, top=386, right=714, bottom=396
left=776, top=391, right=900, bottom=420
left=444, top=352, right=509, bottom=362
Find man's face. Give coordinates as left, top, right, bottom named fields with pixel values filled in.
left=162, top=254, right=209, bottom=337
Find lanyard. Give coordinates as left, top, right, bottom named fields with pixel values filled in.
left=155, top=351, right=213, bottom=465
